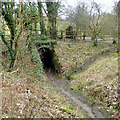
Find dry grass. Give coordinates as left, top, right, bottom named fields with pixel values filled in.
left=69, top=52, right=119, bottom=118
left=55, top=40, right=114, bottom=76
left=2, top=75, right=83, bottom=118
left=2, top=47, right=84, bottom=118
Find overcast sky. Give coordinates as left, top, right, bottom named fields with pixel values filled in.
left=62, top=0, right=119, bottom=13
left=2, top=0, right=119, bottom=13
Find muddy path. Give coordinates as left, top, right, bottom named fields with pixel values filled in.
left=67, top=47, right=115, bottom=79
left=45, top=47, right=116, bottom=118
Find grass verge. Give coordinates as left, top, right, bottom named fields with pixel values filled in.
left=55, top=40, right=115, bottom=77
left=69, top=51, right=119, bottom=118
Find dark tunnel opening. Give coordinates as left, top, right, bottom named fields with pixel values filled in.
left=38, top=47, right=56, bottom=73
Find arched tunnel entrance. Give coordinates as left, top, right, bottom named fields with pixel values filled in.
left=38, top=47, right=60, bottom=73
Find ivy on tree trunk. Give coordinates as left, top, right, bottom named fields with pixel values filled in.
left=1, top=2, right=23, bottom=71
left=46, top=2, right=59, bottom=39
left=38, top=2, right=46, bottom=40
left=2, top=2, right=15, bottom=48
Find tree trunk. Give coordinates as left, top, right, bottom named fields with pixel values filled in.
left=10, top=2, right=23, bottom=70
left=1, top=2, right=23, bottom=71
left=2, top=2, right=15, bottom=48
left=92, top=30, right=98, bottom=46
left=59, top=30, right=63, bottom=39
left=117, top=1, right=120, bottom=52
left=34, top=21, right=37, bottom=34
left=46, top=2, right=58, bottom=39
left=83, top=31, right=86, bottom=40
left=38, top=2, right=46, bottom=40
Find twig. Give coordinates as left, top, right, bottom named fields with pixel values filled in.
left=0, top=68, right=19, bottom=81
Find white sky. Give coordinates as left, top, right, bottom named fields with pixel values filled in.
left=62, top=0, right=119, bottom=13
left=2, top=0, right=119, bottom=13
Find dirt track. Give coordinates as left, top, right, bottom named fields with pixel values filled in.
left=46, top=47, right=115, bottom=118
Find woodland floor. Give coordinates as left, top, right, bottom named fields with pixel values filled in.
left=55, top=39, right=119, bottom=118
left=1, top=38, right=119, bottom=118
left=69, top=51, right=119, bottom=118
left=1, top=39, right=85, bottom=118
left=55, top=39, right=115, bottom=77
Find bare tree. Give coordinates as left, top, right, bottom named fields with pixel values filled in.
left=118, top=1, right=120, bottom=52
left=1, top=2, right=23, bottom=71
left=66, top=1, right=89, bottom=40
left=46, top=1, right=60, bottom=39
left=89, top=1, right=102, bottom=46
left=2, top=2, right=15, bottom=48
left=38, top=1, right=46, bottom=40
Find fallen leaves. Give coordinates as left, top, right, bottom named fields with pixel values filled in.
left=2, top=72, right=83, bottom=118
left=69, top=52, right=119, bottom=117
left=55, top=41, right=114, bottom=76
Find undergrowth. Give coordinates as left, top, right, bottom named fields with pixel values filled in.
left=55, top=40, right=115, bottom=77
left=2, top=39, right=85, bottom=118
left=69, top=52, right=119, bottom=118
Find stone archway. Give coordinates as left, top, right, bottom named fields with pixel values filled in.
left=38, top=47, right=61, bottom=73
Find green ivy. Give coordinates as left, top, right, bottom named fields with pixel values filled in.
left=30, top=44, right=43, bottom=79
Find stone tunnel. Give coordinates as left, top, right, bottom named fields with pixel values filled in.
left=38, top=47, right=56, bottom=73
left=36, top=40, right=61, bottom=74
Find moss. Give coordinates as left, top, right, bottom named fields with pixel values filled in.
left=70, top=87, right=74, bottom=90
left=52, top=50, right=61, bottom=73
left=69, top=105, right=74, bottom=110
left=59, top=107, right=72, bottom=113
left=30, top=44, right=43, bottom=78
left=65, top=70, right=73, bottom=77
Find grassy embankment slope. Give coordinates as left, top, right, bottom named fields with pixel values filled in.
left=1, top=17, right=85, bottom=118
left=1, top=41, right=85, bottom=118
left=55, top=40, right=119, bottom=118
left=55, top=40, right=115, bottom=77
left=69, top=51, right=119, bottom=118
